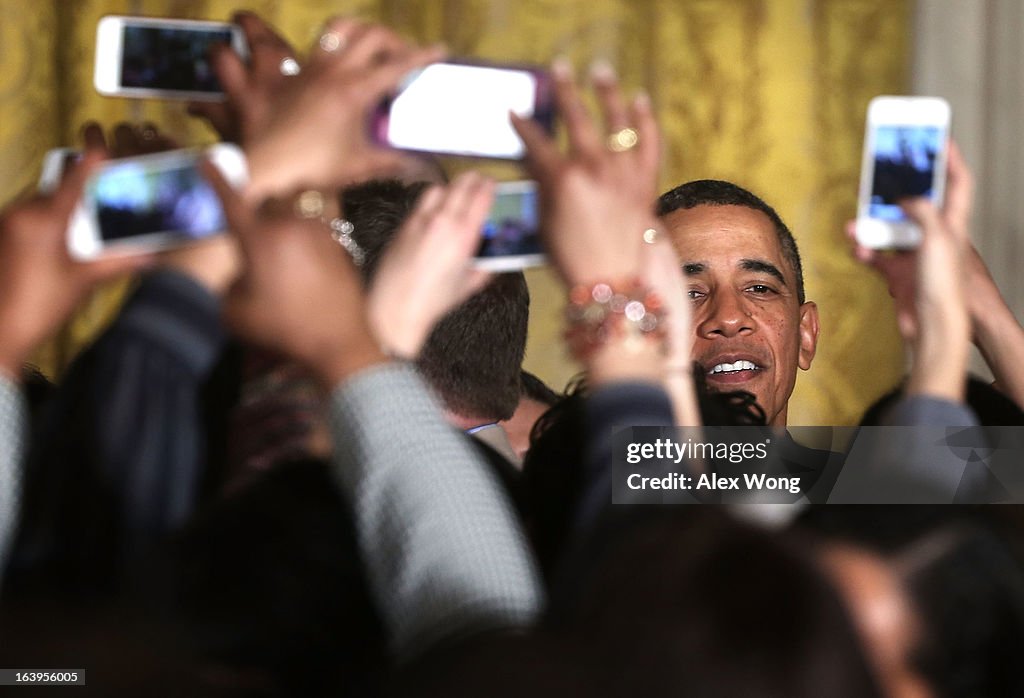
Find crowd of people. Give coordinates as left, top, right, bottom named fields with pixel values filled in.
left=0, top=10, right=1023, bottom=696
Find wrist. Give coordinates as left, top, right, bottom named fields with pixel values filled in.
left=311, top=330, right=390, bottom=388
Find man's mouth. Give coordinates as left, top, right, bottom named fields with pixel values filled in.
left=705, top=359, right=763, bottom=384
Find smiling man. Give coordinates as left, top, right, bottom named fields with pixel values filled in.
left=656, top=179, right=820, bottom=427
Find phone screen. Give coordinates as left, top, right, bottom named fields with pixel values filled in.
left=89, top=159, right=225, bottom=242
left=478, top=183, right=542, bottom=259
left=380, top=63, right=550, bottom=159
left=120, top=25, right=230, bottom=93
left=869, top=125, right=945, bottom=222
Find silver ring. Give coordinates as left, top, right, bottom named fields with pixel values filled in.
left=319, top=31, right=345, bottom=53
left=279, top=57, right=301, bottom=76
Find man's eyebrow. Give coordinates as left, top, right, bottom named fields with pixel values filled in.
left=740, top=259, right=787, bottom=286
left=682, top=262, right=706, bottom=275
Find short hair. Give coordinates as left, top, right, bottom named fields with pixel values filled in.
left=657, top=179, right=806, bottom=304
left=341, top=180, right=530, bottom=421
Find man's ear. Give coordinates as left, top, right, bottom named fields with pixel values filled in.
left=797, top=301, right=819, bottom=371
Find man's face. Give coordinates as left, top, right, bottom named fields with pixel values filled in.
left=662, top=204, right=819, bottom=426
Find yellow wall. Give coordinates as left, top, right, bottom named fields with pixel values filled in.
left=1, top=0, right=910, bottom=425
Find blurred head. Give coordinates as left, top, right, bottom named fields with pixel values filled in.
left=657, top=180, right=819, bottom=426
left=342, top=179, right=530, bottom=422
left=797, top=507, right=1024, bottom=698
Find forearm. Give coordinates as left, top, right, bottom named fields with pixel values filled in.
left=327, top=362, right=541, bottom=660
left=974, top=303, right=1024, bottom=409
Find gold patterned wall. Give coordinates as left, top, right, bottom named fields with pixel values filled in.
left=1, top=0, right=910, bottom=425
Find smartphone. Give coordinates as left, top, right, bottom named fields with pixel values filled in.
left=66, top=145, right=247, bottom=260
left=94, top=16, right=248, bottom=101
left=38, top=148, right=81, bottom=194
left=855, top=96, right=951, bottom=249
left=475, top=180, right=544, bottom=271
left=372, top=60, right=555, bottom=160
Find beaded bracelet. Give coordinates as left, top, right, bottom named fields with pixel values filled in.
left=564, top=279, right=667, bottom=361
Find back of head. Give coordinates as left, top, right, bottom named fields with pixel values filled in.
left=657, top=178, right=806, bottom=303
left=573, top=510, right=882, bottom=697
left=342, top=179, right=530, bottom=422
left=796, top=507, right=1024, bottom=698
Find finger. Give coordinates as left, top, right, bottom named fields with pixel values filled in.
left=339, top=24, right=409, bottom=69
left=201, top=159, right=252, bottom=239
left=442, top=171, right=484, bottom=221
left=511, top=112, right=562, bottom=179
left=551, top=58, right=602, bottom=162
left=80, top=251, right=155, bottom=282
left=629, top=90, right=660, bottom=182
left=112, top=122, right=140, bottom=157
left=308, top=17, right=364, bottom=69
left=80, top=122, right=108, bottom=154
left=234, top=11, right=294, bottom=55
left=210, top=44, right=251, bottom=101
left=406, top=184, right=446, bottom=231
left=52, top=150, right=104, bottom=220
left=361, top=44, right=447, bottom=104
left=461, top=176, right=495, bottom=230
left=942, top=140, right=974, bottom=238
left=899, top=197, right=945, bottom=234
left=590, top=60, right=630, bottom=133
left=461, top=268, right=493, bottom=299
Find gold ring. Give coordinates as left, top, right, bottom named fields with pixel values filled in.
left=295, top=190, right=326, bottom=219
left=607, top=127, right=639, bottom=152
left=319, top=30, right=345, bottom=53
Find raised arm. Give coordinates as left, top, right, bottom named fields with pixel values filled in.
left=208, top=161, right=541, bottom=660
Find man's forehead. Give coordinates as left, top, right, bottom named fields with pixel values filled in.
left=662, top=204, right=790, bottom=272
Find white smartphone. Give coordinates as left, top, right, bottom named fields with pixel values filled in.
left=855, top=96, right=951, bottom=249
left=372, top=61, right=556, bottom=160
left=65, top=144, right=247, bottom=260
left=38, top=148, right=81, bottom=194
left=474, top=180, right=545, bottom=271
left=94, top=16, right=247, bottom=101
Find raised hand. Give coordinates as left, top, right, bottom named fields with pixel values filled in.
left=204, top=163, right=384, bottom=387
left=0, top=152, right=152, bottom=377
left=239, top=17, right=445, bottom=199
left=511, top=59, right=661, bottom=287
left=367, top=172, right=494, bottom=359
left=187, top=12, right=298, bottom=145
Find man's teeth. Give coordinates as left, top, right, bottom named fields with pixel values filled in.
left=709, top=360, right=758, bottom=374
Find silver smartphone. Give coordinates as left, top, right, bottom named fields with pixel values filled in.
left=94, top=15, right=247, bottom=101
left=855, top=96, right=951, bottom=249
left=48, top=145, right=248, bottom=259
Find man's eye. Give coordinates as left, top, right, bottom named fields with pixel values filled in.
left=687, top=289, right=705, bottom=300
left=747, top=284, right=774, bottom=294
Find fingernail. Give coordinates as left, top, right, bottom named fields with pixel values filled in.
left=552, top=56, right=572, bottom=80
left=590, top=58, right=616, bottom=82
left=634, top=90, right=651, bottom=109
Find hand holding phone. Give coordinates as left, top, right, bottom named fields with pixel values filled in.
left=94, top=16, right=248, bottom=101
left=62, top=145, right=247, bottom=259
left=373, top=60, right=555, bottom=160
left=855, top=96, right=951, bottom=249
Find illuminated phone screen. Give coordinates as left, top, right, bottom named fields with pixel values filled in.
left=120, top=25, right=230, bottom=92
left=869, top=125, right=944, bottom=222
left=89, top=160, right=225, bottom=242
left=478, top=184, right=541, bottom=259
left=386, top=64, right=540, bottom=158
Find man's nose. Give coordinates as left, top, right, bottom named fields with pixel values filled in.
left=697, top=292, right=755, bottom=339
